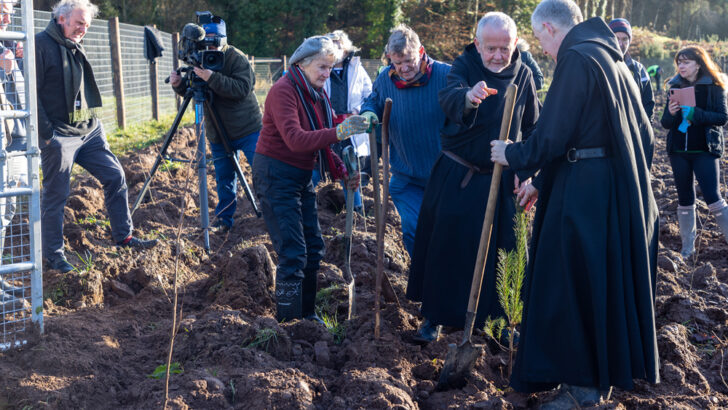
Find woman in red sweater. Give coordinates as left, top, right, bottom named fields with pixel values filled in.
left=253, top=36, right=369, bottom=323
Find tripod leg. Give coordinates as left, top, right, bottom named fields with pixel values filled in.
left=203, top=101, right=262, bottom=217
left=195, top=102, right=211, bottom=252
left=131, top=93, right=193, bottom=216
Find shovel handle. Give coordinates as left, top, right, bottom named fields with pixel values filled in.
left=462, top=84, right=518, bottom=343
left=373, top=98, right=394, bottom=339
left=381, top=98, right=393, bottom=231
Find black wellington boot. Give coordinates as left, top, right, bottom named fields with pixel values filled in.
left=276, top=279, right=303, bottom=322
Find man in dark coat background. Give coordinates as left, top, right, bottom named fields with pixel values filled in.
left=407, top=11, right=539, bottom=343
left=491, top=0, right=659, bottom=407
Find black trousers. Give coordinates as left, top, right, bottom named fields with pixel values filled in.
left=669, top=152, right=722, bottom=206
left=252, top=154, right=324, bottom=316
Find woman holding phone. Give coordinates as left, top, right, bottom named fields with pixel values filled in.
left=661, top=45, right=728, bottom=259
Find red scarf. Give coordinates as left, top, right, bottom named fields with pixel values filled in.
left=286, top=65, right=347, bottom=181
left=388, top=54, right=434, bottom=89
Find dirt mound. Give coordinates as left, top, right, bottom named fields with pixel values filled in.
left=2, top=113, right=728, bottom=409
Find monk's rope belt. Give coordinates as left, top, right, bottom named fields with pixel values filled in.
left=564, top=147, right=609, bottom=163
left=442, top=150, right=491, bottom=189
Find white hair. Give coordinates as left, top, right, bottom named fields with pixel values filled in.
left=475, top=12, right=517, bottom=41
left=52, top=0, right=99, bottom=20
left=386, top=24, right=421, bottom=56
left=327, top=30, right=360, bottom=54
left=531, top=0, right=583, bottom=32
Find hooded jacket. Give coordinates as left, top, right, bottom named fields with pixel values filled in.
left=406, top=42, right=539, bottom=328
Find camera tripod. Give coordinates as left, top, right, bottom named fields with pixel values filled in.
left=131, top=69, right=261, bottom=251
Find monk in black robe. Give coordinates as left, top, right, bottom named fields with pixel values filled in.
left=407, top=12, right=539, bottom=343
left=491, top=0, right=658, bottom=407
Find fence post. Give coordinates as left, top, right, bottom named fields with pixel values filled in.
left=173, top=32, right=180, bottom=110
left=108, top=17, right=126, bottom=129
left=283, top=55, right=287, bottom=72
left=251, top=55, right=255, bottom=69
left=149, top=25, right=159, bottom=121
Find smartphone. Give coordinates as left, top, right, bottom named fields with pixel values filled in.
left=669, top=87, right=696, bottom=107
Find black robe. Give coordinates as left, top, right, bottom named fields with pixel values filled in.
left=406, top=44, right=539, bottom=328
left=504, top=18, right=659, bottom=392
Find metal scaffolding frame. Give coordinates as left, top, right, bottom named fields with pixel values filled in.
left=0, top=0, right=42, bottom=350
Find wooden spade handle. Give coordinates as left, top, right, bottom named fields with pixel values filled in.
left=462, top=84, right=518, bottom=342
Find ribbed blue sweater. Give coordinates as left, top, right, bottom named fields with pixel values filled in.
left=361, top=61, right=450, bottom=187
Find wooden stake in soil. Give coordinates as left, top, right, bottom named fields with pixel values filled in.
left=369, top=129, right=382, bottom=339
left=164, top=146, right=197, bottom=409
left=378, top=99, right=399, bottom=305
left=372, top=98, right=396, bottom=339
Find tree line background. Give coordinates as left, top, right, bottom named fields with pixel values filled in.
left=31, top=0, right=728, bottom=60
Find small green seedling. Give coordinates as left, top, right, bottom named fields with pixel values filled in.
left=484, top=206, right=530, bottom=378
left=148, top=362, right=183, bottom=379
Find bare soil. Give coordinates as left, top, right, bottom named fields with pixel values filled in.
left=1, top=112, right=728, bottom=409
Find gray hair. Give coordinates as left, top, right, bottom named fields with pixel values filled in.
left=531, top=0, right=583, bottom=32
left=386, top=24, right=421, bottom=56
left=292, top=35, right=342, bottom=67
left=327, top=30, right=360, bottom=54
left=475, top=12, right=517, bottom=41
left=52, top=0, right=99, bottom=20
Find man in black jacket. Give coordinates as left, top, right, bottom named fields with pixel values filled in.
left=170, top=16, right=263, bottom=234
left=36, top=0, right=158, bottom=273
left=491, top=0, right=659, bottom=407
left=407, top=11, right=539, bottom=343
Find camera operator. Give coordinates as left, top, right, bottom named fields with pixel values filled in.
left=36, top=0, right=158, bottom=273
left=169, top=15, right=263, bottom=234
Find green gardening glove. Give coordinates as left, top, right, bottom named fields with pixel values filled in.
left=360, top=111, right=379, bottom=133
left=336, top=115, right=369, bottom=141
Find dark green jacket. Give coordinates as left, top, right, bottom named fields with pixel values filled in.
left=173, top=45, right=262, bottom=144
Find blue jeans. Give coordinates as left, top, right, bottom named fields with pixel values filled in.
left=389, top=174, right=426, bottom=257
left=252, top=154, right=323, bottom=316
left=209, top=131, right=259, bottom=226
left=669, top=152, right=722, bottom=206
left=312, top=168, right=363, bottom=208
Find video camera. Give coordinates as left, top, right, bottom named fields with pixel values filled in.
left=177, top=11, right=225, bottom=71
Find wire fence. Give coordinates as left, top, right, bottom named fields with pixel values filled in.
left=21, top=10, right=392, bottom=133
left=2, top=1, right=42, bottom=351
left=28, top=10, right=180, bottom=131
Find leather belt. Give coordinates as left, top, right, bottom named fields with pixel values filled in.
left=565, top=147, right=608, bottom=163
left=442, top=150, right=491, bottom=188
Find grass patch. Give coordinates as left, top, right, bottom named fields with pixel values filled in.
left=76, top=214, right=111, bottom=229
left=246, top=328, right=278, bottom=352
left=160, top=158, right=184, bottom=173
left=315, top=284, right=343, bottom=317
left=106, top=110, right=194, bottom=158
left=319, top=310, right=346, bottom=344
left=73, top=250, right=95, bottom=273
